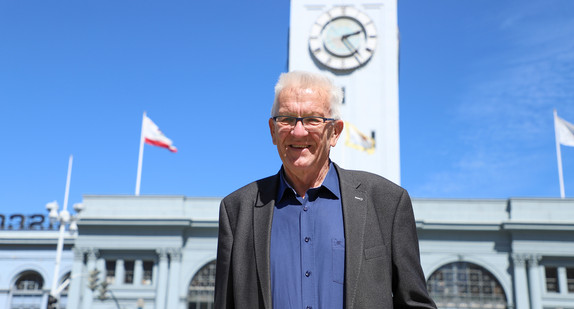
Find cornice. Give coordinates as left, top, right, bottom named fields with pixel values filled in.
left=416, top=221, right=574, bottom=232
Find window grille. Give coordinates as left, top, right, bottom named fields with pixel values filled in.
left=567, top=267, right=574, bottom=293
left=188, top=261, right=216, bottom=309
left=11, top=272, right=44, bottom=309
left=106, top=260, right=116, bottom=284
left=545, top=267, right=559, bottom=293
left=124, top=260, right=134, bottom=284
left=427, top=261, right=507, bottom=308
left=142, top=260, right=154, bottom=285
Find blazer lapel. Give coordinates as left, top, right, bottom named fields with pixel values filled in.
left=336, top=166, right=368, bottom=309
left=253, top=175, right=278, bottom=309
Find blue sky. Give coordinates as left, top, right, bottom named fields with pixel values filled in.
left=1, top=0, right=573, bottom=216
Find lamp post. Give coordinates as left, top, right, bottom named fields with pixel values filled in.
left=46, top=155, right=83, bottom=309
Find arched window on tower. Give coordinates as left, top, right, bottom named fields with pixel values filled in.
left=188, top=260, right=216, bottom=309
left=427, top=261, right=507, bottom=309
left=11, top=271, right=44, bottom=309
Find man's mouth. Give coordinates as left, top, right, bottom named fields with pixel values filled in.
left=290, top=144, right=310, bottom=149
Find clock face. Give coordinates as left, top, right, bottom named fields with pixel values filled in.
left=309, top=6, right=377, bottom=71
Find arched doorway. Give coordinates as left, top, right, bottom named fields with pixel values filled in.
left=188, top=260, right=216, bottom=309
left=10, top=271, right=44, bottom=309
left=427, top=261, right=507, bottom=308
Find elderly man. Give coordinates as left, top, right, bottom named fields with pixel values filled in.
left=214, top=71, right=436, bottom=309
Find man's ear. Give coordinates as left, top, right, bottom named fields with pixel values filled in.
left=330, top=120, right=344, bottom=147
left=269, top=118, right=278, bottom=145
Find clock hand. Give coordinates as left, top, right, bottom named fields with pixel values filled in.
left=341, top=30, right=362, bottom=40
left=342, top=39, right=358, bottom=53
left=340, top=29, right=363, bottom=53
left=341, top=36, right=364, bottom=63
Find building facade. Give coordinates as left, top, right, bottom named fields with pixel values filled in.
left=0, top=195, right=220, bottom=309
left=416, top=198, right=574, bottom=308
left=1, top=196, right=574, bottom=309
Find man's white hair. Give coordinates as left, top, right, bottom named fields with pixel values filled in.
left=271, top=70, right=343, bottom=119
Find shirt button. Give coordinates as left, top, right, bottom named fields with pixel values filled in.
left=303, top=206, right=308, bottom=211
left=305, top=271, right=311, bottom=277
left=307, top=307, right=312, bottom=309
left=304, top=237, right=310, bottom=242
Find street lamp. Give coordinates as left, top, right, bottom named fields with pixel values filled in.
left=46, top=155, right=82, bottom=309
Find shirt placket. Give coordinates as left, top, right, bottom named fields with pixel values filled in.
left=300, top=195, right=316, bottom=309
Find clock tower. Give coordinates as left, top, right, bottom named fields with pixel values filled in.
left=289, top=0, right=400, bottom=184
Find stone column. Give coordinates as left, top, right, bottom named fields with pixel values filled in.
left=527, top=254, right=542, bottom=309
left=81, top=248, right=98, bottom=309
left=512, top=254, right=529, bottom=309
left=166, top=249, right=182, bottom=309
left=96, top=257, right=106, bottom=283
left=134, top=259, right=143, bottom=286
left=558, top=267, right=568, bottom=295
left=66, top=247, right=85, bottom=309
left=116, top=259, right=125, bottom=285
left=156, top=249, right=169, bottom=309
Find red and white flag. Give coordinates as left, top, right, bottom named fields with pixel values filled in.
left=142, top=115, right=177, bottom=152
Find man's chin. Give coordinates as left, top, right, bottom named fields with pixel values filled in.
left=283, top=159, right=314, bottom=173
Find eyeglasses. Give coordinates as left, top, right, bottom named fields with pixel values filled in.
left=272, top=116, right=336, bottom=130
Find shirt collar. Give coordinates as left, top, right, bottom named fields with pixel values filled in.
left=277, top=162, right=341, bottom=202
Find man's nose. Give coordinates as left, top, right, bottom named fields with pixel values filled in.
left=292, top=120, right=308, bottom=135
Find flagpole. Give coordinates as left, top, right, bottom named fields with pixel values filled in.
left=554, top=109, right=566, bottom=199
left=135, top=112, right=146, bottom=196
left=50, top=155, right=73, bottom=303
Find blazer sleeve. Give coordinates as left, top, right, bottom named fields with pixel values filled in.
left=214, top=199, right=235, bottom=309
left=391, top=190, right=436, bottom=308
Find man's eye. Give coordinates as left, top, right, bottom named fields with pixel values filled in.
left=278, top=117, right=295, bottom=125
left=305, top=118, right=322, bottom=125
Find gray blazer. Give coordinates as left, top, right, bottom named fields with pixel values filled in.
left=214, top=164, right=436, bottom=308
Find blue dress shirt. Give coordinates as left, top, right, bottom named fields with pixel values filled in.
left=270, top=163, right=345, bottom=309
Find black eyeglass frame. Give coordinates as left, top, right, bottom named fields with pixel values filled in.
left=272, top=116, right=337, bottom=127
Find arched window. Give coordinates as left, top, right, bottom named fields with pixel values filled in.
left=11, top=271, right=44, bottom=309
left=188, top=260, right=216, bottom=309
left=427, top=261, right=507, bottom=309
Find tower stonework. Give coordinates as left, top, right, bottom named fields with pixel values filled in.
left=289, top=0, right=400, bottom=184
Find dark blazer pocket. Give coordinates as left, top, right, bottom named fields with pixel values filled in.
left=364, top=245, right=384, bottom=260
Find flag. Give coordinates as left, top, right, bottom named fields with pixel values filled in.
left=555, top=113, right=574, bottom=147
left=142, top=115, right=177, bottom=152
left=343, top=121, right=376, bottom=154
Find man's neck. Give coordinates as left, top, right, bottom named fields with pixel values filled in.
left=283, top=163, right=331, bottom=198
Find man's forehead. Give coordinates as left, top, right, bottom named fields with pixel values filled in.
left=278, top=86, right=329, bottom=101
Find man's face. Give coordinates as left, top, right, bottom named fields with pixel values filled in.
left=268, top=87, right=343, bottom=178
